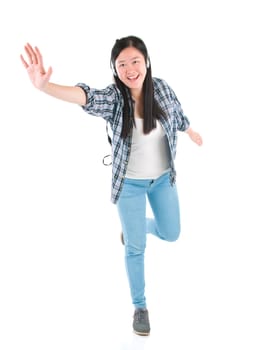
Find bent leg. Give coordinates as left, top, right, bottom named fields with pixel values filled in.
left=147, top=173, right=181, bottom=242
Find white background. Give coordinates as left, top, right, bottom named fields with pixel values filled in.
left=0, top=0, right=261, bottom=349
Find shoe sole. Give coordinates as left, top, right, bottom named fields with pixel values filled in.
left=133, top=330, right=150, bottom=336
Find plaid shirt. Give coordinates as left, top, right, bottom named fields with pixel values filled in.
left=77, top=78, right=190, bottom=204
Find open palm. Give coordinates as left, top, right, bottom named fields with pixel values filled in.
left=20, top=43, right=52, bottom=90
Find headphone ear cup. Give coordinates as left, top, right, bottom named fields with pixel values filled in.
left=111, top=62, right=117, bottom=76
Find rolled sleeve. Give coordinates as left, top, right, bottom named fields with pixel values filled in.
left=76, top=83, right=120, bottom=122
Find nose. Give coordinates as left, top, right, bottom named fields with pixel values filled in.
left=126, top=64, right=136, bottom=75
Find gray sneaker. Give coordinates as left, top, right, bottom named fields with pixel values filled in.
left=133, top=308, right=150, bottom=336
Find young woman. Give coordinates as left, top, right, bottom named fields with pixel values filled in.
left=20, top=35, right=203, bottom=336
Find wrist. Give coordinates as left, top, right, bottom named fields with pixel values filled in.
left=185, top=127, right=193, bottom=135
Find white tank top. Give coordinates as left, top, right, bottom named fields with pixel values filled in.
left=126, top=117, right=170, bottom=179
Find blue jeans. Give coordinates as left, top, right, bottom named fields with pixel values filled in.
left=116, top=172, right=180, bottom=309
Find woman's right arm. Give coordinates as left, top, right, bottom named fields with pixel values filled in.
left=20, top=43, right=87, bottom=106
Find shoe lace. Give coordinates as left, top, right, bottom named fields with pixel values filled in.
left=134, top=309, right=148, bottom=323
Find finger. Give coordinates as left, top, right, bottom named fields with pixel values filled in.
left=45, top=66, right=53, bottom=81
left=24, top=45, right=33, bottom=64
left=20, top=54, right=29, bottom=69
left=35, top=46, right=45, bottom=71
left=24, top=43, right=38, bottom=65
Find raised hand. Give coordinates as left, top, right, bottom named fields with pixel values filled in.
left=20, top=43, right=52, bottom=91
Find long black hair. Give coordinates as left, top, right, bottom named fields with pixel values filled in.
left=110, top=35, right=166, bottom=139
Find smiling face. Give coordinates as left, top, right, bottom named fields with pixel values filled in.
left=115, top=47, right=147, bottom=96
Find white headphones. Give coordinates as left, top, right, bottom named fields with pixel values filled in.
left=111, top=57, right=150, bottom=77
left=111, top=62, right=117, bottom=77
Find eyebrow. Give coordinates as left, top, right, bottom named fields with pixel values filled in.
left=117, top=56, right=142, bottom=64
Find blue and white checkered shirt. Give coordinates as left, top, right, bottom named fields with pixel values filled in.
left=77, top=77, right=190, bottom=204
